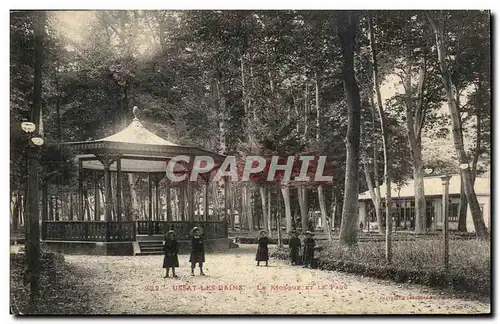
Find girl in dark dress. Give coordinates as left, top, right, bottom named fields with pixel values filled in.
left=288, top=230, right=301, bottom=265
left=189, top=227, right=206, bottom=276
left=302, top=231, right=316, bottom=268
left=255, top=230, right=269, bottom=266
left=163, top=230, right=179, bottom=278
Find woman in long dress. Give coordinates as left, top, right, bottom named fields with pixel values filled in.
left=163, top=230, right=179, bottom=278
left=255, top=230, right=269, bottom=266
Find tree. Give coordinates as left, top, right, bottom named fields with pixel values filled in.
left=24, top=10, right=46, bottom=307
left=426, top=11, right=489, bottom=239
left=338, top=12, right=362, bottom=246
left=367, top=11, right=393, bottom=261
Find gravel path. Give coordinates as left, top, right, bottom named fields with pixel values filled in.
left=64, top=244, right=490, bottom=315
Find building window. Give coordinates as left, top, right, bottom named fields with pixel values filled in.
left=426, top=200, right=434, bottom=228
left=449, top=203, right=459, bottom=222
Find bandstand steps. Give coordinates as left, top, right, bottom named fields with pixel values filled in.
left=136, top=251, right=164, bottom=256
left=137, top=240, right=164, bottom=256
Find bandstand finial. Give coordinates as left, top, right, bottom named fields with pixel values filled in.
left=133, top=106, right=139, bottom=119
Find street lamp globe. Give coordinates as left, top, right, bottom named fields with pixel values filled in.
left=21, top=122, right=36, bottom=133
left=31, top=137, right=44, bottom=146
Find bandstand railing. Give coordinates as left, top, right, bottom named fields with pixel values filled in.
left=41, top=220, right=228, bottom=242
left=137, top=220, right=228, bottom=240
left=42, top=221, right=136, bottom=242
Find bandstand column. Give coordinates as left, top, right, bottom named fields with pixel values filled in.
left=96, top=155, right=116, bottom=222
left=154, top=175, right=160, bottom=221
left=78, top=158, right=84, bottom=220
left=116, top=158, right=122, bottom=221
left=94, top=173, right=100, bottom=221
left=186, top=156, right=195, bottom=221
left=148, top=173, right=153, bottom=235
left=165, top=178, right=171, bottom=221
left=103, top=162, right=113, bottom=222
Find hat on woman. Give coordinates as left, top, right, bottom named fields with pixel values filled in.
left=166, top=230, right=176, bottom=237
left=259, top=229, right=268, bottom=235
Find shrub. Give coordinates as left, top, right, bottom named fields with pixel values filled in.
left=270, top=238, right=490, bottom=297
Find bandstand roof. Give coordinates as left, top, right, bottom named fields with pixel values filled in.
left=62, top=108, right=225, bottom=174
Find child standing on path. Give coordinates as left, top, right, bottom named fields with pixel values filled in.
left=302, top=231, right=316, bottom=268
left=288, top=230, right=301, bottom=265
left=163, top=230, right=179, bottom=278
left=255, top=230, right=269, bottom=266
left=189, top=227, right=206, bottom=276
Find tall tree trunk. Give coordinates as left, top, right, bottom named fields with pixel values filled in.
left=127, top=174, right=139, bottom=220
left=361, top=101, right=383, bottom=233
left=457, top=179, right=468, bottom=231
left=259, top=185, right=269, bottom=233
left=471, top=80, right=483, bottom=183
left=111, top=175, right=118, bottom=221
left=303, top=84, right=309, bottom=140
left=368, top=11, right=393, bottom=260
left=217, top=80, right=227, bottom=154
left=318, top=185, right=328, bottom=233
left=240, top=185, right=246, bottom=231
left=281, top=184, right=292, bottom=233
left=412, top=151, right=426, bottom=232
left=26, top=11, right=45, bottom=302
left=49, top=196, right=54, bottom=221
left=165, top=179, right=172, bottom=221
left=41, top=185, right=48, bottom=221
left=338, top=12, right=361, bottom=246
left=315, top=72, right=321, bottom=140
left=402, top=52, right=427, bottom=234
left=298, top=185, right=308, bottom=231
left=172, top=187, right=178, bottom=221
left=276, top=182, right=283, bottom=246
left=427, top=13, right=489, bottom=238
left=121, top=174, right=133, bottom=221
left=212, top=181, right=220, bottom=221
left=69, top=193, right=74, bottom=220
left=21, top=193, right=26, bottom=227
left=13, top=192, right=20, bottom=230
left=179, top=182, right=185, bottom=221
left=368, top=96, right=384, bottom=233
left=83, top=189, right=91, bottom=221
left=54, top=196, right=60, bottom=221
left=248, top=186, right=254, bottom=230
left=460, top=80, right=484, bottom=232
left=231, top=186, right=236, bottom=231
left=242, top=184, right=248, bottom=231
left=267, top=185, right=272, bottom=234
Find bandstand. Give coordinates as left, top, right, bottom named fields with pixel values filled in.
left=41, top=108, right=230, bottom=255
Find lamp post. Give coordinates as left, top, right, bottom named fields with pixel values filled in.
left=21, top=122, right=44, bottom=300
left=440, top=175, right=452, bottom=271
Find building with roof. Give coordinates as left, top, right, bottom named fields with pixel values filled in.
left=358, top=175, right=490, bottom=232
